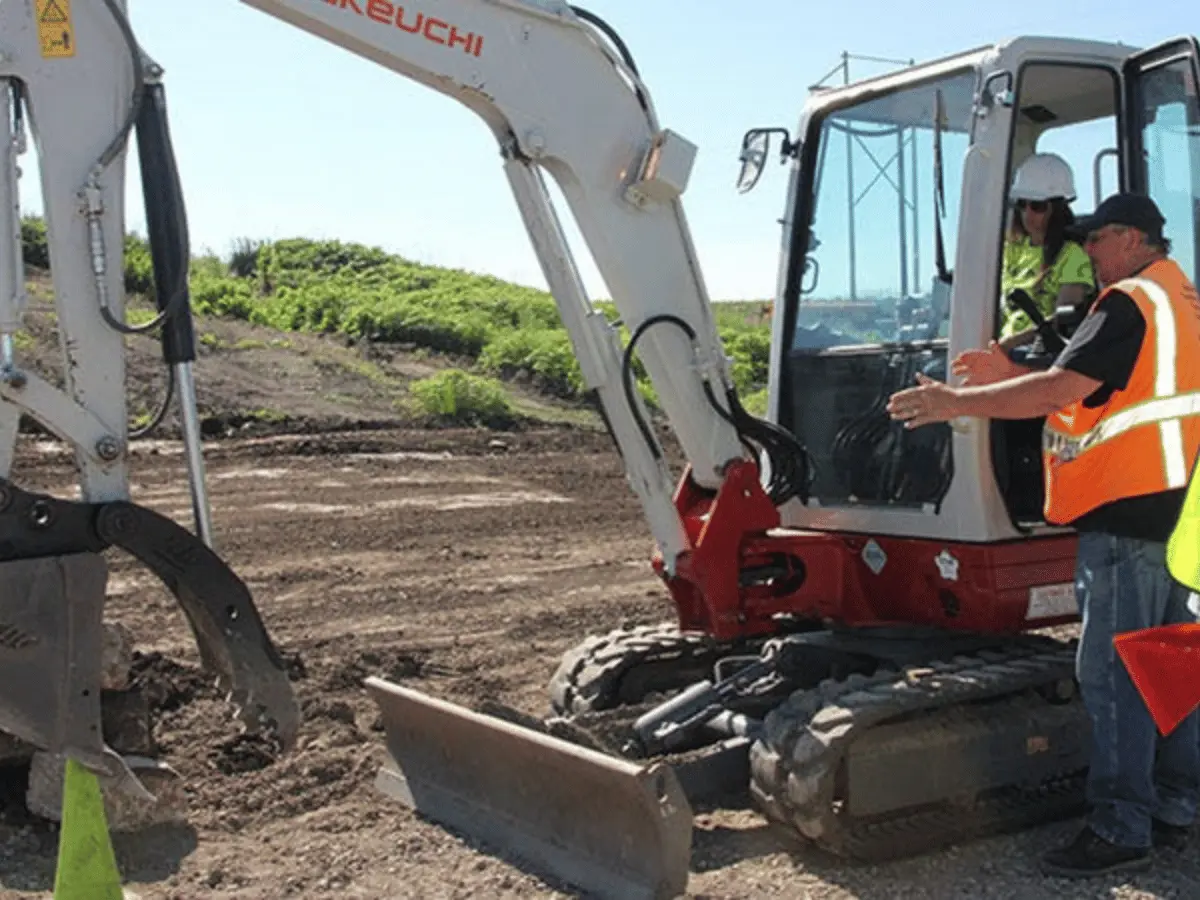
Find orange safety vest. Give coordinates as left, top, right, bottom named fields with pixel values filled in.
left=1042, top=258, right=1200, bottom=525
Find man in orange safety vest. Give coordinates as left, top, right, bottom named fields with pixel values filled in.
left=887, top=192, right=1200, bottom=877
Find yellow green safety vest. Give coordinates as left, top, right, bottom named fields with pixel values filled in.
left=1167, top=456, right=1200, bottom=591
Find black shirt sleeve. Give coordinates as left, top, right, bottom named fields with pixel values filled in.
left=1053, top=290, right=1146, bottom=407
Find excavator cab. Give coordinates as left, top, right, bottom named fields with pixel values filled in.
left=774, top=65, right=971, bottom=519
left=757, top=37, right=1200, bottom=543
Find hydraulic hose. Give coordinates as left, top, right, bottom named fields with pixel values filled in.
left=621, top=315, right=812, bottom=506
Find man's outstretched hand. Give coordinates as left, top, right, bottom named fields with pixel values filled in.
left=887, top=373, right=961, bottom=429
left=951, top=341, right=1021, bottom=386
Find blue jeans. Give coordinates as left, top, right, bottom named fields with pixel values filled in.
left=1076, top=531, right=1200, bottom=848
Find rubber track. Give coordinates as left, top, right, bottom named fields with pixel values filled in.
left=748, top=642, right=1086, bottom=861
left=548, top=623, right=726, bottom=715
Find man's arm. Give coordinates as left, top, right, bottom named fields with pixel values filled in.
left=889, top=367, right=1100, bottom=428
left=1050, top=290, right=1144, bottom=407
left=951, top=367, right=1099, bottom=418
left=889, top=291, right=1144, bottom=429
left=952, top=342, right=1032, bottom=385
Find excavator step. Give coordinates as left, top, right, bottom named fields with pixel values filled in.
left=364, top=677, right=693, bottom=900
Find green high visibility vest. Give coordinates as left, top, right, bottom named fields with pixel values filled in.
left=1168, top=457, right=1200, bottom=592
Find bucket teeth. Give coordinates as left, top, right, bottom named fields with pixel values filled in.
left=88, top=497, right=301, bottom=752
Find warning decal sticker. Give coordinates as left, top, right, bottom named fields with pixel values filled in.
left=36, top=0, right=75, bottom=59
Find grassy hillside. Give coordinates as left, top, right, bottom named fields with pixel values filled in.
left=20, top=217, right=773, bottom=426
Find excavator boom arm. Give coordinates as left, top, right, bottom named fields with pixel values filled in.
left=242, top=0, right=754, bottom=570
left=0, top=4, right=788, bottom=897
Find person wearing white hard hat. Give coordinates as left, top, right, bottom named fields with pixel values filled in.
left=999, top=152, right=1096, bottom=348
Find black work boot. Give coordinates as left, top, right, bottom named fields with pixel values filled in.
left=1152, top=819, right=1191, bottom=852
left=1040, top=827, right=1151, bottom=878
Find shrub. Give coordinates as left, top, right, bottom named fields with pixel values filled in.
left=740, top=387, right=769, bottom=418
left=478, top=328, right=584, bottom=397
left=190, top=274, right=257, bottom=319
left=15, top=225, right=776, bottom=423
left=191, top=253, right=228, bottom=279
left=228, top=237, right=263, bottom=278
left=258, top=238, right=393, bottom=289
left=21, top=216, right=48, bottom=269
left=124, top=233, right=155, bottom=296
left=722, top=327, right=772, bottom=395
left=408, top=370, right=517, bottom=428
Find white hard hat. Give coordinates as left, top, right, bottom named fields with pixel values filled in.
left=1010, top=152, right=1076, bottom=202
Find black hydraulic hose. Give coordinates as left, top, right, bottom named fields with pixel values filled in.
left=92, top=0, right=181, bottom=338
left=569, top=6, right=640, bottom=76
left=96, top=0, right=145, bottom=173
left=124, top=79, right=196, bottom=440
left=82, top=0, right=183, bottom=440
left=621, top=315, right=693, bottom=461
left=129, top=364, right=175, bottom=440
left=102, top=81, right=191, bottom=339
left=723, top=384, right=812, bottom=505
left=135, top=81, right=196, bottom=363
left=10, top=82, right=24, bottom=146
left=89, top=4, right=186, bottom=339
left=621, top=315, right=812, bottom=506
left=568, top=6, right=648, bottom=111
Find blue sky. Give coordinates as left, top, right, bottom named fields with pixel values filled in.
left=19, top=1, right=1200, bottom=300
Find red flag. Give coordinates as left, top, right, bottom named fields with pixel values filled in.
left=1115, top=623, right=1200, bottom=735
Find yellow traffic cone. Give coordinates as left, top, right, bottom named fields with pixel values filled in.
left=52, top=758, right=123, bottom=900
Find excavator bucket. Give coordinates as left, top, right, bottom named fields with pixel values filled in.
left=364, top=677, right=692, bottom=900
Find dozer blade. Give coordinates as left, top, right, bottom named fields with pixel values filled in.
left=364, top=677, right=693, bottom=900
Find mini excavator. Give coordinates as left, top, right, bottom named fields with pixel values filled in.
left=2, top=3, right=1198, bottom=899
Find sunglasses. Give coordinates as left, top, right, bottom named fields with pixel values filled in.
left=1015, top=199, right=1050, bottom=213
left=1084, top=226, right=1127, bottom=246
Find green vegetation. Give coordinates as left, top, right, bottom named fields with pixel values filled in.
left=124, top=307, right=160, bottom=328
left=408, top=369, right=517, bottom=428
left=320, top=354, right=393, bottom=387
left=232, top=338, right=269, bottom=351
left=21, top=217, right=50, bottom=269
left=20, top=218, right=774, bottom=422
left=246, top=408, right=289, bottom=424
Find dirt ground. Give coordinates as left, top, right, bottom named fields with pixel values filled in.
left=0, top=284, right=1198, bottom=897
left=0, top=426, right=1194, bottom=899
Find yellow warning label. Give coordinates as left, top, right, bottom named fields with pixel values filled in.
left=36, top=0, right=74, bottom=59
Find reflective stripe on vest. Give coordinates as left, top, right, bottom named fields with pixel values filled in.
left=1126, top=275, right=1190, bottom=486
left=1043, top=389, right=1200, bottom=477
left=1041, top=258, right=1200, bottom=526
left=1043, top=273, right=1192, bottom=488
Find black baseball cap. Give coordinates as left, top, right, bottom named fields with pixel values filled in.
left=1076, top=193, right=1166, bottom=241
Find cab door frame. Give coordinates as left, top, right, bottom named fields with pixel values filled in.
left=1122, top=37, right=1200, bottom=281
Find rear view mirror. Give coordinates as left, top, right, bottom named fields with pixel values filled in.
left=737, top=130, right=771, bottom=194
left=736, top=127, right=796, bottom=194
